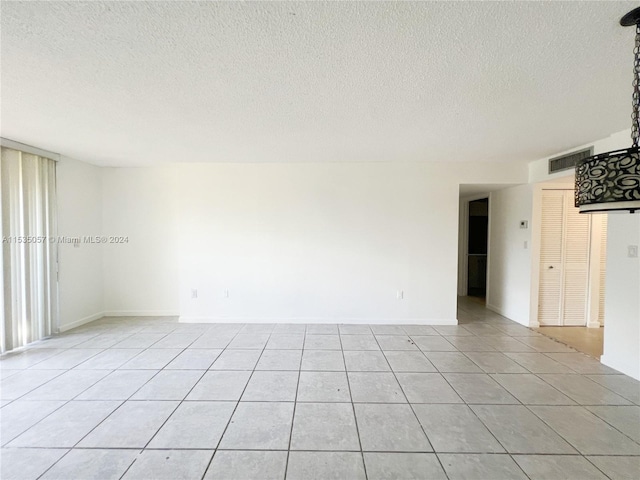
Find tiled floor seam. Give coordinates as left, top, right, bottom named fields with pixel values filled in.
left=522, top=402, right=640, bottom=453
left=535, top=329, right=600, bottom=360
left=141, top=369, right=210, bottom=449
left=7, top=446, right=638, bottom=455
left=0, top=365, right=104, bottom=446
left=338, top=330, right=369, bottom=480
left=8, top=365, right=136, bottom=444
left=369, top=331, right=453, bottom=479
left=567, top=370, right=639, bottom=404
left=283, top=337, right=305, bottom=480
left=434, top=370, right=516, bottom=460
left=31, top=327, right=233, bottom=480
left=3, top=309, right=639, bottom=480
left=120, top=324, right=240, bottom=399
left=586, top=407, right=640, bottom=443
left=198, top=331, right=269, bottom=480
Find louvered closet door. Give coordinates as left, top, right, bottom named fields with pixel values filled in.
left=538, top=191, right=564, bottom=325
left=538, top=190, right=591, bottom=326
left=561, top=192, right=591, bottom=325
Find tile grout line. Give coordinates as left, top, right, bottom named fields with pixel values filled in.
left=432, top=324, right=632, bottom=475
left=523, top=400, right=640, bottom=454
left=395, top=331, right=467, bottom=480
left=189, top=325, right=249, bottom=480
left=2, top=313, right=639, bottom=479
left=35, top=324, right=229, bottom=479
left=283, top=323, right=306, bottom=480
left=3, top=445, right=637, bottom=455
left=134, top=351, right=216, bottom=477
left=583, top=406, right=640, bottom=444
left=1, top=325, right=183, bottom=444
left=27, top=327, right=176, bottom=479
left=517, top=403, right=596, bottom=467
left=582, top=455, right=623, bottom=480
left=338, top=329, right=369, bottom=480
left=199, top=324, right=271, bottom=480
left=370, top=327, right=451, bottom=480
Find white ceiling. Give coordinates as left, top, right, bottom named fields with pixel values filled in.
left=1, top=1, right=637, bottom=166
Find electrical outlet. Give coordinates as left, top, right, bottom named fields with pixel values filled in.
left=629, top=245, right=638, bottom=258
left=191, top=289, right=198, bottom=299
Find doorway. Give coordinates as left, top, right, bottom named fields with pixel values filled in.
left=537, top=189, right=607, bottom=327
left=533, top=186, right=607, bottom=358
left=467, top=198, right=489, bottom=299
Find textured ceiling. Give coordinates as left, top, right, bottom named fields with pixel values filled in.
left=1, top=1, right=637, bottom=166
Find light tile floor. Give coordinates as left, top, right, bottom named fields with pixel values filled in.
left=1, top=301, right=639, bottom=479
left=536, top=325, right=604, bottom=359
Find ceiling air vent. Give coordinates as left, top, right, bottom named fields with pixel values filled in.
left=548, top=147, right=594, bottom=174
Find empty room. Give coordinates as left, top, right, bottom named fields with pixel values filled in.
left=1, top=1, right=639, bottom=479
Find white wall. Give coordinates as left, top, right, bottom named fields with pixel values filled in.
left=97, top=161, right=526, bottom=324
left=601, top=213, right=640, bottom=380
left=102, top=167, right=179, bottom=315
left=178, top=163, right=452, bottom=323
left=486, top=184, right=533, bottom=325
left=56, top=156, right=104, bottom=330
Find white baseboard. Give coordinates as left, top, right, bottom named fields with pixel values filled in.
left=486, top=303, right=537, bottom=328
left=58, top=312, right=105, bottom=332
left=485, top=303, right=503, bottom=315
left=600, top=354, right=638, bottom=379
left=587, top=321, right=601, bottom=328
left=103, top=310, right=180, bottom=317
left=180, top=316, right=459, bottom=325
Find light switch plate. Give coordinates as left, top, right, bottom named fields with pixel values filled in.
left=629, top=245, right=638, bottom=258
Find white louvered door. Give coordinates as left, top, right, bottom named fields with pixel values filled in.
left=561, top=192, right=591, bottom=325
left=538, top=190, right=591, bottom=326
left=538, top=191, right=564, bottom=325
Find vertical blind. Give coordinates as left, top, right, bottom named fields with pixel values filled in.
left=1, top=147, right=58, bottom=353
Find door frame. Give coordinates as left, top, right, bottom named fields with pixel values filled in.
left=458, top=194, right=491, bottom=299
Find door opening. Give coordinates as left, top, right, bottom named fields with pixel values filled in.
left=534, top=187, right=607, bottom=357
left=467, top=198, right=489, bottom=299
